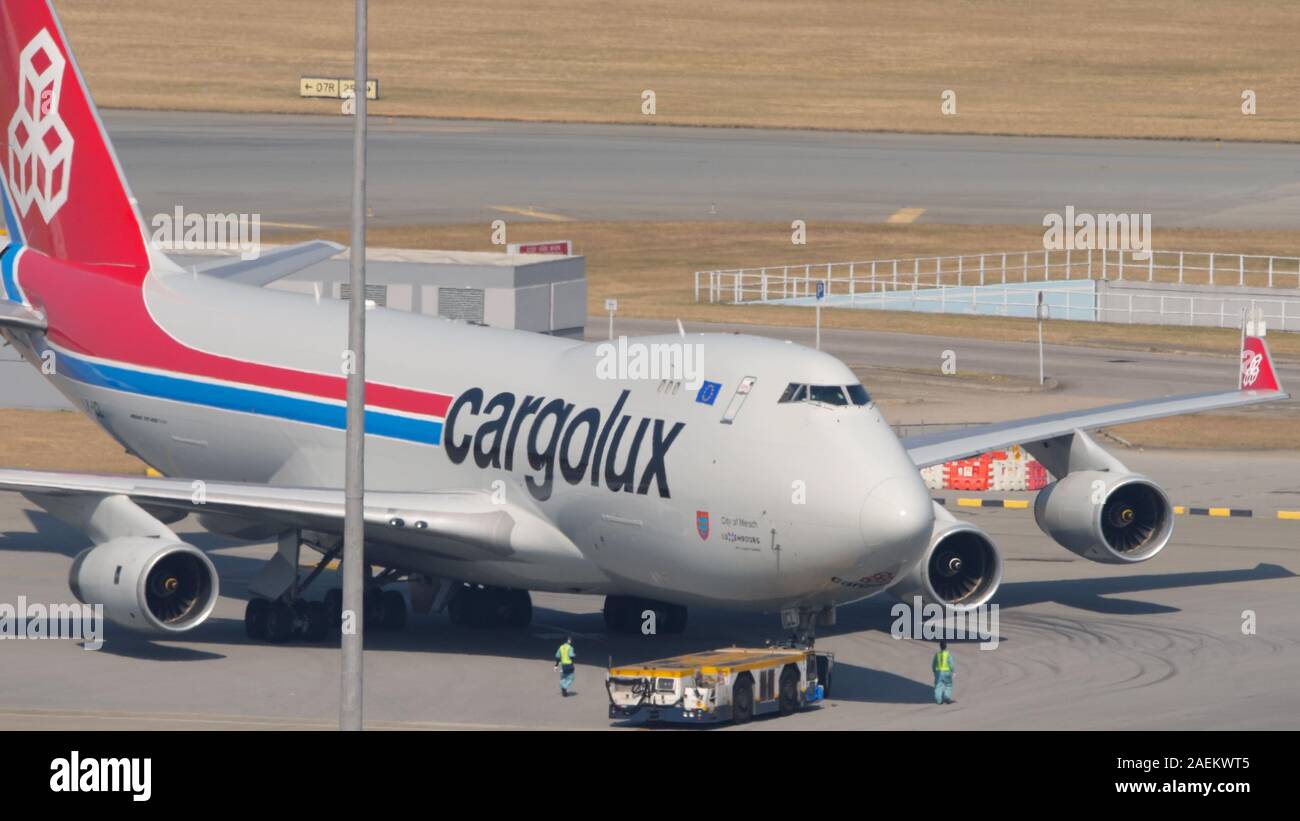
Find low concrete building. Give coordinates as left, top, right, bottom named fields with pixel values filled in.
left=268, top=247, right=587, bottom=338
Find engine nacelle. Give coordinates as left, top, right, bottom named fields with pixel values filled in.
left=1034, top=470, right=1173, bottom=564
left=68, top=538, right=219, bottom=634
left=891, top=512, right=1002, bottom=610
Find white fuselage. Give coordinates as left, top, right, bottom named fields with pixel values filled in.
left=14, top=268, right=934, bottom=612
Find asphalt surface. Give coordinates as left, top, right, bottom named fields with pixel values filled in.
left=101, top=110, right=1300, bottom=230
left=1, top=450, right=1297, bottom=730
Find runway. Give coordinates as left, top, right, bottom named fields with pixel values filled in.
left=0, top=453, right=1296, bottom=730
left=100, top=110, right=1300, bottom=230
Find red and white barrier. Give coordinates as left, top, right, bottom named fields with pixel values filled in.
left=921, top=446, right=1050, bottom=493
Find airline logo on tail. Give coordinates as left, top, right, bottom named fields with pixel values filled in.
left=1240, top=336, right=1280, bottom=392
left=6, top=29, right=74, bottom=223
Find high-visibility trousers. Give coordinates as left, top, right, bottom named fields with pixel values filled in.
left=934, top=671, right=953, bottom=704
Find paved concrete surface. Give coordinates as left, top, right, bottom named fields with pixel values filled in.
left=0, top=457, right=1296, bottom=730
left=102, top=110, right=1300, bottom=230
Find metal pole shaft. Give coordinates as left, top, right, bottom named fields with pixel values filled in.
left=341, top=0, right=367, bottom=732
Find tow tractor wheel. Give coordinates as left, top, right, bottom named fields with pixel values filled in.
left=778, top=665, right=800, bottom=716
left=732, top=674, right=755, bottom=725
left=244, top=598, right=269, bottom=640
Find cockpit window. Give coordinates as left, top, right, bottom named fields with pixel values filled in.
left=808, top=385, right=848, bottom=406
left=779, top=383, right=870, bottom=406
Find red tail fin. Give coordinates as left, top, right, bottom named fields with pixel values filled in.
left=1, top=0, right=150, bottom=269
left=1240, top=335, right=1282, bottom=392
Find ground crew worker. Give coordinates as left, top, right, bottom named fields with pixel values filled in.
left=555, top=636, right=576, bottom=697
left=932, top=640, right=954, bottom=704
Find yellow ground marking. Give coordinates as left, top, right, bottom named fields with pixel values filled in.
left=956, top=498, right=983, bottom=507
left=1277, top=511, right=1300, bottom=520
left=886, top=207, right=926, bottom=224
left=1208, top=507, right=1231, bottom=517
left=1002, top=499, right=1031, bottom=509
left=1174, top=506, right=1186, bottom=515
left=488, top=205, right=573, bottom=223
left=301, top=559, right=341, bottom=570
left=145, top=467, right=163, bottom=477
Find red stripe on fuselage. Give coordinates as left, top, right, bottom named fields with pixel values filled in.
left=22, top=253, right=452, bottom=418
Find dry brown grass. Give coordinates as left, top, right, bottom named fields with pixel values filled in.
left=1107, top=412, right=1300, bottom=450
left=0, top=410, right=148, bottom=473
left=59, top=0, right=1300, bottom=142
left=274, top=220, right=1300, bottom=358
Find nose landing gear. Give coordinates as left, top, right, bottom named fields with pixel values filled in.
left=780, top=604, right=835, bottom=648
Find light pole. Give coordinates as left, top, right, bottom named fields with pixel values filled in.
left=341, top=0, right=367, bottom=732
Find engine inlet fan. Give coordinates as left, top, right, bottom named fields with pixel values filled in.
left=1102, top=483, right=1166, bottom=554
left=928, top=530, right=991, bottom=604
left=145, top=552, right=210, bottom=624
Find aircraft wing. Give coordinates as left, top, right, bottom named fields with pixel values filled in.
left=903, top=334, right=1289, bottom=468
left=904, top=387, right=1287, bottom=468
left=194, top=240, right=344, bottom=287
left=0, top=468, right=581, bottom=565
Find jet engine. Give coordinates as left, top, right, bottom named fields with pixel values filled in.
left=1034, top=470, right=1173, bottom=564
left=891, top=506, right=1002, bottom=609
left=68, top=538, right=219, bottom=634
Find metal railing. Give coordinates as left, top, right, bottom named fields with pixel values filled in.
left=837, top=281, right=1299, bottom=331
left=694, top=249, right=1300, bottom=305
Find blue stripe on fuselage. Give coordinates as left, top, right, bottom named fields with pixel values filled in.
left=56, top=352, right=444, bottom=446
left=1, top=190, right=23, bottom=303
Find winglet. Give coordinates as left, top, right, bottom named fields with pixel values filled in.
left=1240, top=334, right=1282, bottom=392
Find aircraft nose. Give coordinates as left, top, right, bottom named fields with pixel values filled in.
left=860, top=475, right=934, bottom=553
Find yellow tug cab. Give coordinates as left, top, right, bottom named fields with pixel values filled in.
left=605, top=646, right=833, bottom=725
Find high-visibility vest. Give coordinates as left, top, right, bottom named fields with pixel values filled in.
left=934, top=650, right=951, bottom=672
left=558, top=643, right=574, bottom=665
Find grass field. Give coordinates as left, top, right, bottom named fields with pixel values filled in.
left=274, top=220, right=1300, bottom=358
left=59, top=0, right=1300, bottom=142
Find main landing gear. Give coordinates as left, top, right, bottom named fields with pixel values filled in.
left=446, top=584, right=532, bottom=629
left=603, top=595, right=687, bottom=635
left=242, top=531, right=410, bottom=643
